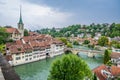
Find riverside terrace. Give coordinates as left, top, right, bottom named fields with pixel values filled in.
left=5, top=33, right=65, bottom=66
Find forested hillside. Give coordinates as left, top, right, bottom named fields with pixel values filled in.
left=36, top=23, right=120, bottom=38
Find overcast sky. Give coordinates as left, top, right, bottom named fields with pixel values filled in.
left=0, top=0, right=120, bottom=30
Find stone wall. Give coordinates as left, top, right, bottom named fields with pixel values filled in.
left=0, top=53, right=20, bottom=80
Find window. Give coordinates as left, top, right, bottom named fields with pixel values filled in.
left=25, top=55, right=28, bottom=57
left=29, top=58, right=32, bottom=60
left=16, top=57, right=21, bottom=60
left=16, top=53, right=20, bottom=56
left=29, top=54, right=32, bottom=56
left=33, top=56, right=36, bottom=58
left=37, top=55, right=39, bottom=58
left=34, top=53, right=38, bottom=54
left=17, top=48, right=21, bottom=51
left=25, top=58, right=28, bottom=61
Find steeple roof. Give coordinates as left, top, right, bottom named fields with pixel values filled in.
left=18, top=6, right=23, bottom=24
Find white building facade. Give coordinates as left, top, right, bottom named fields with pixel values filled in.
left=6, top=34, right=64, bottom=66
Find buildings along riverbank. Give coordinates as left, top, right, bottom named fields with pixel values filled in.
left=6, top=33, right=64, bottom=66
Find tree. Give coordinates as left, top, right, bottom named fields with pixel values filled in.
left=0, top=27, right=10, bottom=44
left=67, top=42, right=73, bottom=48
left=59, top=37, right=68, bottom=45
left=103, top=49, right=111, bottom=64
left=83, top=40, right=90, bottom=44
left=98, top=36, right=108, bottom=46
left=91, top=32, right=95, bottom=38
left=88, top=44, right=95, bottom=49
left=73, top=40, right=79, bottom=45
left=0, top=44, right=5, bottom=54
left=93, top=74, right=97, bottom=80
left=48, top=54, right=92, bottom=80
left=109, top=23, right=120, bottom=37
left=109, top=23, right=115, bottom=31
left=24, top=29, right=29, bottom=36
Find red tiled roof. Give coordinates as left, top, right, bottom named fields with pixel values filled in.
left=23, top=36, right=35, bottom=42
left=16, top=40, right=23, bottom=45
left=29, top=32, right=39, bottom=36
left=30, top=41, right=39, bottom=47
left=23, top=44, right=33, bottom=52
left=36, top=34, right=46, bottom=40
left=93, top=64, right=120, bottom=80
left=6, top=28, right=20, bottom=34
left=39, top=41, right=50, bottom=48
left=90, top=41, right=98, bottom=45
left=6, top=34, right=64, bottom=54
left=110, top=52, right=120, bottom=58
left=8, top=45, right=24, bottom=54
left=52, top=39, right=63, bottom=44
left=93, top=65, right=107, bottom=80
left=6, top=42, right=16, bottom=48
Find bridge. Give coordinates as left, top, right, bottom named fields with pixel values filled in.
left=64, top=48, right=104, bottom=58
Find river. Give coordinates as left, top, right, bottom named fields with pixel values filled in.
left=14, top=46, right=103, bottom=80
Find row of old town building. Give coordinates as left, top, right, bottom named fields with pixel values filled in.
left=4, top=7, right=65, bottom=66
left=6, top=32, right=65, bottom=66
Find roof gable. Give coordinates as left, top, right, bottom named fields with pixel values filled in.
left=6, top=28, right=20, bottom=34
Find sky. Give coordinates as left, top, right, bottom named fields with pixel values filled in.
left=0, top=0, right=120, bottom=30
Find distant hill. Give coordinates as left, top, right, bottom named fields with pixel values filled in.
left=36, top=23, right=120, bottom=38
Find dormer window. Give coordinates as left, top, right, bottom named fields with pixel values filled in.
left=101, top=70, right=114, bottom=79
left=17, top=48, right=21, bottom=51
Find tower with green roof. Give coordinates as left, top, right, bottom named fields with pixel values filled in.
left=18, top=5, right=24, bottom=37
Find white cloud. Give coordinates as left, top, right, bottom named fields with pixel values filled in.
left=0, top=0, right=73, bottom=30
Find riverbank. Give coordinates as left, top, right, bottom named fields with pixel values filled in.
left=15, top=53, right=103, bottom=80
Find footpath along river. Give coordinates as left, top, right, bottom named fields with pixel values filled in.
left=14, top=46, right=103, bottom=80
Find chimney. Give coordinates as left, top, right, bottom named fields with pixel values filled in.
left=21, top=38, right=26, bottom=44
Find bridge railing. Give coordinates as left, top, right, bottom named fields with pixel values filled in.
left=65, top=48, right=104, bottom=54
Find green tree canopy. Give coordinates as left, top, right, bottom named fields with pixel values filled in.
left=24, top=29, right=29, bottom=36
left=67, top=42, right=73, bottom=48
left=109, top=23, right=120, bottom=37
left=93, top=73, right=97, bottom=80
left=73, top=40, right=79, bottom=45
left=98, top=36, right=108, bottom=46
left=36, top=23, right=120, bottom=38
left=48, top=54, right=92, bottom=80
left=103, top=49, right=111, bottom=64
left=83, top=40, right=90, bottom=44
left=59, top=37, right=68, bottom=45
left=0, top=27, right=10, bottom=44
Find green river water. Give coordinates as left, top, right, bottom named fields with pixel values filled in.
left=14, top=46, right=103, bottom=80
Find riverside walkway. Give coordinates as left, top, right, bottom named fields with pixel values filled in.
left=0, top=53, right=20, bottom=80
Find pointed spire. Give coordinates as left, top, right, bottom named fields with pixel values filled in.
left=18, top=5, right=23, bottom=24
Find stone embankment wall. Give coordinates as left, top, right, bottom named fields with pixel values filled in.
left=0, top=67, right=4, bottom=80
left=0, top=53, right=20, bottom=80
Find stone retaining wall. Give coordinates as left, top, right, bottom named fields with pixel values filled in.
left=0, top=53, right=20, bottom=80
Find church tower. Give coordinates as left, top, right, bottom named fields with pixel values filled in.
left=18, top=6, right=24, bottom=38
